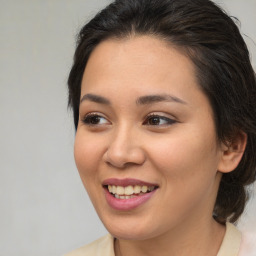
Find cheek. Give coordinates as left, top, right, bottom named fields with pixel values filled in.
left=74, top=131, right=103, bottom=182
left=147, top=128, right=220, bottom=185
left=73, top=131, right=109, bottom=211
left=146, top=136, right=220, bottom=225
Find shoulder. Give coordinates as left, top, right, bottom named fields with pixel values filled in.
left=218, top=223, right=256, bottom=256
left=217, top=222, right=241, bottom=256
left=239, top=231, right=256, bottom=256
left=64, top=234, right=115, bottom=256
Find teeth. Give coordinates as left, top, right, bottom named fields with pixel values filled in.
left=148, top=186, right=154, bottom=192
left=115, top=194, right=144, bottom=200
left=124, top=185, right=133, bottom=195
left=141, top=185, right=147, bottom=193
left=134, top=185, right=141, bottom=194
left=116, top=186, right=125, bottom=195
left=107, top=185, right=156, bottom=196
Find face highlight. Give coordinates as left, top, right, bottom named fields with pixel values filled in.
left=74, top=36, right=224, bottom=240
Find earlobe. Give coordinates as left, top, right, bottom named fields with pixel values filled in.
left=218, top=131, right=247, bottom=173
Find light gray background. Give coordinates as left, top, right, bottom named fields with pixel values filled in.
left=0, top=0, right=255, bottom=255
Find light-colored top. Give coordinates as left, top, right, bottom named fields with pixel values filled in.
left=238, top=231, right=256, bottom=256
left=217, top=222, right=241, bottom=256
left=65, top=222, right=242, bottom=256
left=65, top=234, right=115, bottom=256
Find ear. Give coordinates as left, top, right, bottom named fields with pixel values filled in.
left=217, top=131, right=247, bottom=173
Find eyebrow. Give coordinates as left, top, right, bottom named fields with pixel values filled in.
left=80, top=93, right=110, bottom=105
left=136, top=94, right=187, bottom=105
left=80, top=93, right=187, bottom=105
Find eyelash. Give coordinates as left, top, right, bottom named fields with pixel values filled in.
left=81, top=113, right=176, bottom=127
left=143, top=114, right=176, bottom=126
left=82, top=113, right=110, bottom=126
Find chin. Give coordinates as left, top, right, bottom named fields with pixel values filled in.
left=109, top=227, right=155, bottom=241
left=100, top=214, right=159, bottom=241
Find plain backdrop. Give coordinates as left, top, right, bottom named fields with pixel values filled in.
left=0, top=0, right=255, bottom=255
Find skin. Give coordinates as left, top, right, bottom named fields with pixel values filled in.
left=74, top=36, right=246, bottom=256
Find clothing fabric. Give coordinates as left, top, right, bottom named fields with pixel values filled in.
left=65, top=234, right=115, bottom=256
left=65, top=223, right=245, bottom=256
left=217, top=222, right=241, bottom=256
left=238, top=231, right=256, bottom=256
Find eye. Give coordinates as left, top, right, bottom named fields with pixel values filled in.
left=82, top=113, right=110, bottom=126
left=143, top=114, right=176, bottom=126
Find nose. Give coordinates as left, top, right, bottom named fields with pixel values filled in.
left=103, top=126, right=146, bottom=169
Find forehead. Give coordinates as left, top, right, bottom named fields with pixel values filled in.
left=82, top=36, right=198, bottom=94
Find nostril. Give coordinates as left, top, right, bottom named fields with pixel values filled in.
left=103, top=137, right=146, bottom=168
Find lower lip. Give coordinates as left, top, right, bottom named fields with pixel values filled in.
left=104, top=188, right=157, bottom=211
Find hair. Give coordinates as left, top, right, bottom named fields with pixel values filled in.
left=68, top=0, right=256, bottom=224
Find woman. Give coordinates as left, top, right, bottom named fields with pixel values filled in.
left=66, top=0, right=256, bottom=255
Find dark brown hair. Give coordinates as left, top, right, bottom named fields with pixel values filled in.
left=68, top=0, right=256, bottom=224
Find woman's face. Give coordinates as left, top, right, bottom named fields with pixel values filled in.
left=74, top=36, right=224, bottom=240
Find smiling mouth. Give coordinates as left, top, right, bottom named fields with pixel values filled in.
left=104, top=185, right=158, bottom=199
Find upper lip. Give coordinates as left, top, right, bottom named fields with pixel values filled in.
left=102, top=178, right=158, bottom=187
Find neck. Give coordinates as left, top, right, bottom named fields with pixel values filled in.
left=115, top=218, right=225, bottom=256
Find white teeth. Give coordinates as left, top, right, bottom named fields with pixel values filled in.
left=124, top=185, right=133, bottom=195
left=116, top=186, right=125, bottom=195
left=107, top=184, right=156, bottom=197
left=141, top=185, right=147, bottom=193
left=115, top=194, right=143, bottom=200
left=134, top=185, right=141, bottom=194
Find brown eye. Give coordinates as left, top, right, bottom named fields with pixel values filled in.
left=144, top=115, right=176, bottom=126
left=82, top=114, right=109, bottom=125
left=148, top=116, right=161, bottom=125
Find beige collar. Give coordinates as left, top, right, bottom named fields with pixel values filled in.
left=112, top=223, right=241, bottom=256
left=65, top=223, right=241, bottom=256
left=217, top=222, right=241, bottom=256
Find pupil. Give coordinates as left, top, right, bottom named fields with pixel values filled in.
left=91, top=116, right=100, bottom=124
left=150, top=117, right=160, bottom=125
